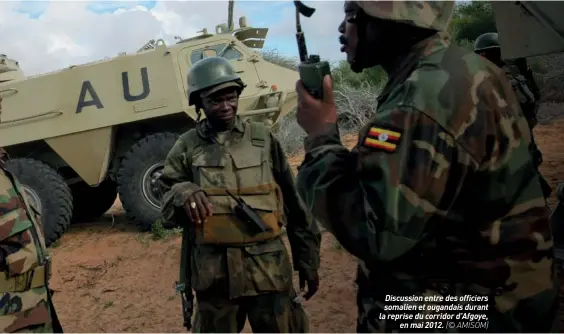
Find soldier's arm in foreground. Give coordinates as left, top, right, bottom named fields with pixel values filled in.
left=0, top=168, right=63, bottom=333
left=296, top=109, right=468, bottom=262
left=270, top=133, right=321, bottom=279
left=159, top=134, right=202, bottom=224
left=0, top=169, right=46, bottom=273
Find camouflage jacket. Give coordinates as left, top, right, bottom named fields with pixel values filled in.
left=0, top=166, right=56, bottom=332
left=160, top=116, right=320, bottom=299
left=296, top=33, right=557, bottom=331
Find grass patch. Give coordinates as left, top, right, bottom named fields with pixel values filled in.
left=151, top=218, right=183, bottom=241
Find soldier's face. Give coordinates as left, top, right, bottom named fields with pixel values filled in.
left=339, top=1, right=359, bottom=64
left=201, top=87, right=239, bottom=128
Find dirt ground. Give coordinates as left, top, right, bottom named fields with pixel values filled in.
left=49, top=103, right=564, bottom=333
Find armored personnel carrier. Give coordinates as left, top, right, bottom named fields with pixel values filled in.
left=0, top=16, right=299, bottom=246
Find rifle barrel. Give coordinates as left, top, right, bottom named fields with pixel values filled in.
left=225, top=189, right=242, bottom=204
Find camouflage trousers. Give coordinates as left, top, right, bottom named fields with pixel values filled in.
left=2, top=291, right=63, bottom=333
left=192, top=287, right=309, bottom=333
left=5, top=311, right=62, bottom=333
left=12, top=324, right=55, bottom=333
left=355, top=263, right=394, bottom=333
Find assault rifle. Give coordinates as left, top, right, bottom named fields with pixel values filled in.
left=175, top=205, right=197, bottom=331
left=226, top=189, right=272, bottom=233
left=175, top=281, right=194, bottom=331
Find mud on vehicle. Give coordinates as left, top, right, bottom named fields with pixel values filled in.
left=0, top=16, right=299, bottom=247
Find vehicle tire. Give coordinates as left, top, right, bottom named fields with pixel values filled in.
left=71, top=178, right=118, bottom=222
left=117, top=132, right=179, bottom=231
left=3, top=158, right=73, bottom=247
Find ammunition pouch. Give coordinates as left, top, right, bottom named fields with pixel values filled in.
left=0, top=255, right=51, bottom=293
left=190, top=120, right=283, bottom=245
left=196, top=186, right=283, bottom=245
left=197, top=212, right=282, bottom=245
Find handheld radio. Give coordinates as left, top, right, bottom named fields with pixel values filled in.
left=294, top=1, right=331, bottom=99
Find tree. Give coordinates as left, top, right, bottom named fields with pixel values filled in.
left=332, top=61, right=387, bottom=90
left=450, top=1, right=497, bottom=45
left=260, top=49, right=298, bottom=71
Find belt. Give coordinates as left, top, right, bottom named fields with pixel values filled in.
left=0, top=256, right=51, bottom=293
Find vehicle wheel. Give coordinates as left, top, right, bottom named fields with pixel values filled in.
left=71, top=178, right=118, bottom=222
left=3, top=158, right=73, bottom=247
left=117, top=132, right=179, bottom=231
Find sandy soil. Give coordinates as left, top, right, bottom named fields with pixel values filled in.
left=49, top=103, right=564, bottom=333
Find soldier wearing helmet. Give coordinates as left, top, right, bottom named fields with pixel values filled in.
left=159, top=56, right=321, bottom=332
left=474, top=32, right=551, bottom=199
left=474, top=32, right=540, bottom=128
left=295, top=1, right=557, bottom=332
left=0, top=96, right=63, bottom=332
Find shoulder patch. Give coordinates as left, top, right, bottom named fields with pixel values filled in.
left=362, top=126, right=402, bottom=153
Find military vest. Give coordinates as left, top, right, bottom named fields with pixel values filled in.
left=191, top=121, right=283, bottom=245
left=0, top=167, right=52, bottom=331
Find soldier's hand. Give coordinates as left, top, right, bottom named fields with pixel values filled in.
left=296, top=75, right=337, bottom=136
left=184, top=191, right=213, bottom=224
left=299, top=270, right=319, bottom=301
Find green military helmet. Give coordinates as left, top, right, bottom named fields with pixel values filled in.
left=474, top=32, right=500, bottom=53
left=187, top=56, right=246, bottom=106
left=355, top=1, right=454, bottom=32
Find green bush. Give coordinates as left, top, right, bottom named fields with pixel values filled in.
left=261, top=51, right=385, bottom=154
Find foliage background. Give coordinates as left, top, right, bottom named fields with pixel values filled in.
left=261, top=1, right=564, bottom=154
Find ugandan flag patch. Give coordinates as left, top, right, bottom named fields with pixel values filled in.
left=363, top=126, right=402, bottom=152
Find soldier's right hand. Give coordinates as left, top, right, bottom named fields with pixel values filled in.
left=183, top=191, right=213, bottom=224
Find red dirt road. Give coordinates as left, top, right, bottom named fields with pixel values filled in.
left=49, top=112, right=564, bottom=332
left=49, top=207, right=357, bottom=332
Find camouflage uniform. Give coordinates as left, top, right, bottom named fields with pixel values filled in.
left=474, top=32, right=551, bottom=198
left=297, top=1, right=557, bottom=332
left=0, top=166, right=62, bottom=333
left=503, top=64, right=552, bottom=197
left=160, top=58, right=320, bottom=333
